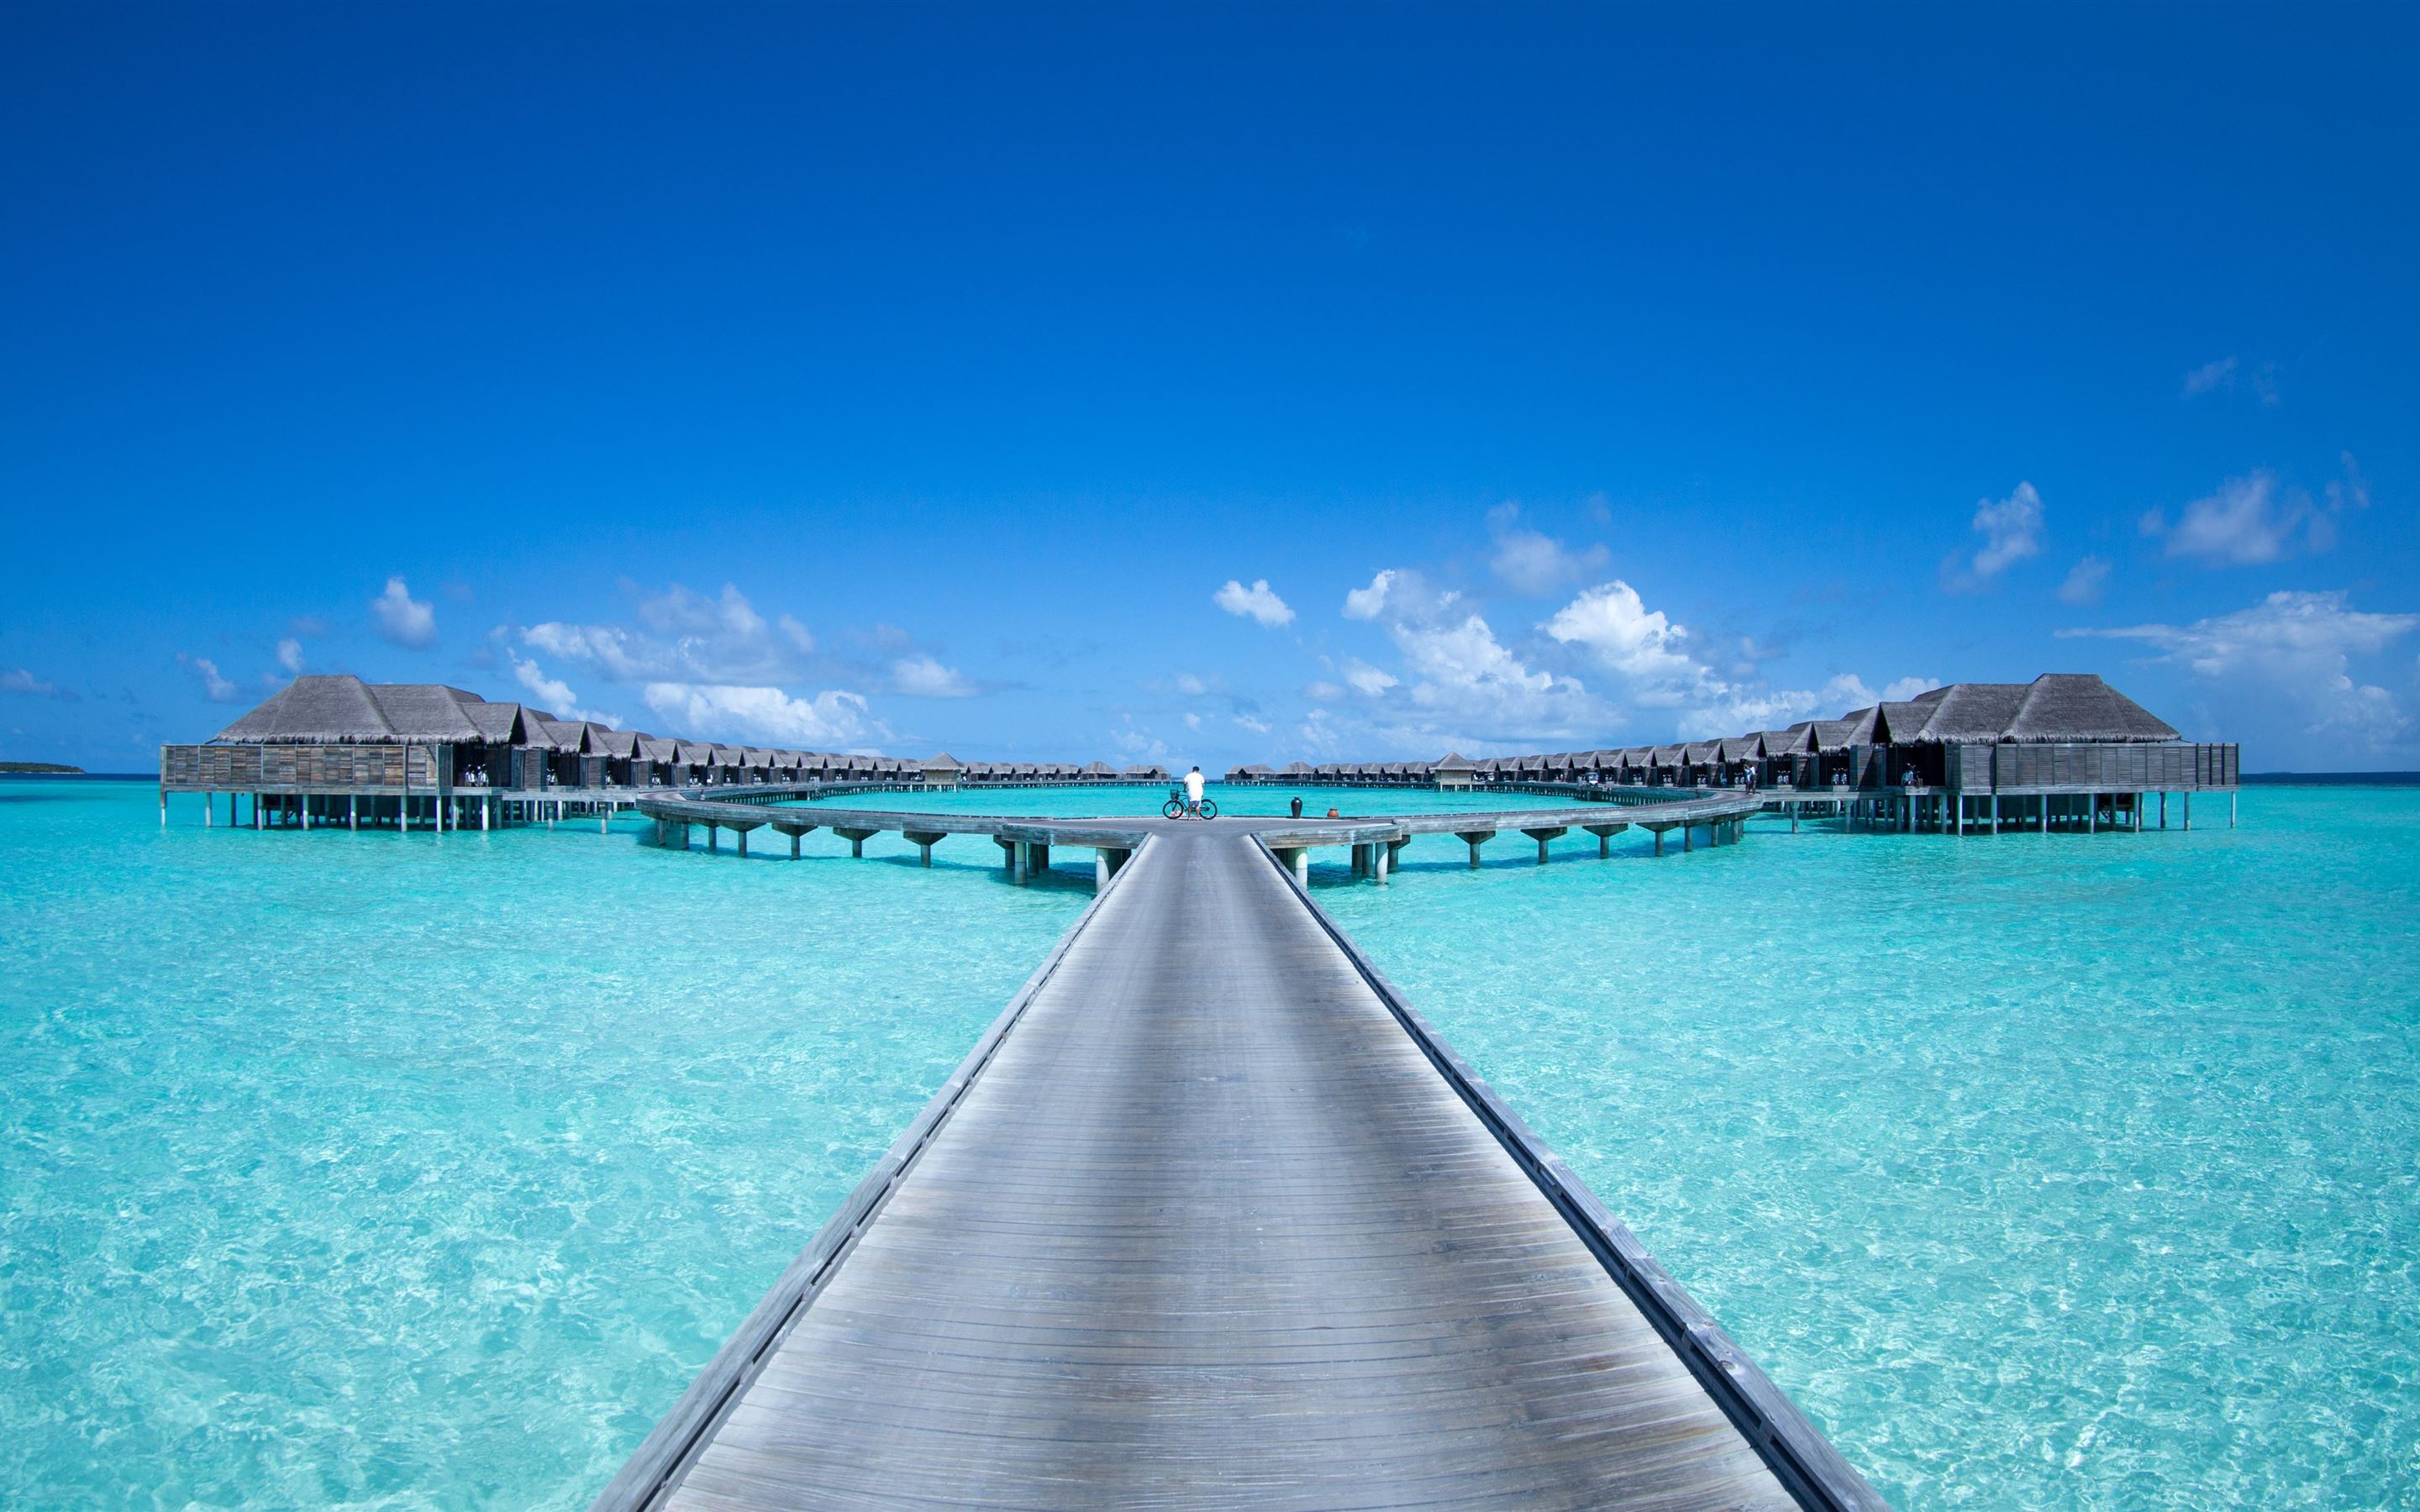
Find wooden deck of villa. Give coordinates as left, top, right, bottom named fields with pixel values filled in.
left=592, top=820, right=1879, bottom=1511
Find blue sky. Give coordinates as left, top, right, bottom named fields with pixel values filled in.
left=4, top=3, right=2415, bottom=771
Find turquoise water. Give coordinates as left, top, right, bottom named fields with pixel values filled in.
left=8, top=781, right=2417, bottom=1509
left=792, top=780, right=1577, bottom=819
left=1323, top=788, right=2420, bottom=1510
left=0, top=781, right=1087, bottom=1509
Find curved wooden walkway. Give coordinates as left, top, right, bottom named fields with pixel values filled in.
left=596, top=825, right=1880, bottom=1511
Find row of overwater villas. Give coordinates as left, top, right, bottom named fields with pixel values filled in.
left=157, top=676, right=1171, bottom=804
left=1229, top=675, right=2240, bottom=795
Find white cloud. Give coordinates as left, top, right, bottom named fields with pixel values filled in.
left=1341, top=659, right=1398, bottom=696
left=1673, top=672, right=1892, bottom=741
left=2182, top=356, right=2238, bottom=396
left=2, top=667, right=68, bottom=700
left=2063, top=590, right=2420, bottom=751
left=2145, top=457, right=2365, bottom=569
left=371, top=576, right=437, bottom=648
left=1818, top=673, right=1880, bottom=708
left=1234, top=713, right=1272, bottom=735
left=2144, top=470, right=2335, bottom=566
left=1942, top=481, right=2044, bottom=592
left=1110, top=717, right=1167, bottom=760
left=1183, top=711, right=1203, bottom=731
left=276, top=638, right=304, bottom=674
left=1343, top=570, right=1396, bottom=621
left=1542, top=580, right=1704, bottom=696
left=892, top=654, right=975, bottom=698
left=1213, top=578, right=1295, bottom=627
left=1486, top=502, right=1608, bottom=596
left=176, top=654, right=238, bottom=702
left=2328, top=452, right=2371, bottom=513
left=2182, top=355, right=2279, bottom=404
left=1302, top=680, right=1347, bottom=701
left=523, top=583, right=818, bottom=686
left=1394, top=612, right=1591, bottom=732
left=1173, top=673, right=1209, bottom=696
left=641, top=682, right=880, bottom=748
left=2059, top=555, right=2112, bottom=606
left=509, top=654, right=620, bottom=727
left=639, top=582, right=761, bottom=640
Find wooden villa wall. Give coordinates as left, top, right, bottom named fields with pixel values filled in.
left=161, top=743, right=445, bottom=793
left=1945, top=742, right=2238, bottom=793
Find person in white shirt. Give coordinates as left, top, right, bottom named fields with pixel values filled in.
left=1183, top=765, right=1206, bottom=812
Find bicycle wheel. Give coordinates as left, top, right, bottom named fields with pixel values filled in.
left=1161, top=798, right=1185, bottom=819
left=1197, top=798, right=1218, bottom=819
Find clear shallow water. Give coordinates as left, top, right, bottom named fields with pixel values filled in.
left=793, top=780, right=1577, bottom=819
left=1323, top=788, right=2420, bottom=1510
left=9, top=781, right=2416, bottom=1510
left=0, top=781, right=1087, bottom=1509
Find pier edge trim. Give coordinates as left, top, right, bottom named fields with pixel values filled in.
left=1251, top=833, right=1891, bottom=1512
left=585, top=836, right=1155, bottom=1512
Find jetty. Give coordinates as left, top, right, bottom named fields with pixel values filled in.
left=596, top=814, right=1881, bottom=1511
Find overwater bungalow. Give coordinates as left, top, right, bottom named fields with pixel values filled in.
left=922, top=753, right=963, bottom=790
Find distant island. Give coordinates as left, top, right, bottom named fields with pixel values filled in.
left=0, top=761, right=86, bottom=774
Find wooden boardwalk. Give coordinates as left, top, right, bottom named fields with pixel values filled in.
left=597, top=824, right=1880, bottom=1511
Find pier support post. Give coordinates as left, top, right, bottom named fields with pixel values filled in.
left=836, top=827, right=875, bottom=858
left=1097, top=851, right=1111, bottom=890
left=1456, top=830, right=1494, bottom=867
left=737, top=829, right=749, bottom=858
left=254, top=795, right=263, bottom=829
left=203, top=790, right=213, bottom=827
left=1651, top=827, right=1665, bottom=857
left=1013, top=841, right=1029, bottom=885
left=300, top=797, right=309, bottom=832
left=707, top=823, right=718, bottom=853
left=905, top=831, right=944, bottom=867
left=162, top=790, right=170, bottom=827
left=2183, top=793, right=2191, bottom=831
left=350, top=795, right=359, bottom=832
left=2231, top=792, right=2237, bottom=828
left=1522, top=827, right=1568, bottom=864
left=1374, top=843, right=1390, bottom=884
left=1293, top=848, right=1309, bottom=887
left=792, top=832, right=801, bottom=858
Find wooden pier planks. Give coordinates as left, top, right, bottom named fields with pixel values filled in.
left=615, top=828, right=1856, bottom=1511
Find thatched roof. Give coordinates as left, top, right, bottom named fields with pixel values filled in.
left=637, top=737, right=679, bottom=761
left=529, top=719, right=590, bottom=753
left=1903, top=682, right=2029, bottom=743
left=1760, top=727, right=1813, bottom=755
left=1814, top=707, right=1880, bottom=749
left=368, top=685, right=488, bottom=741
left=590, top=728, right=639, bottom=759
left=1123, top=763, right=1165, bottom=779
left=1083, top=760, right=1117, bottom=776
left=213, top=675, right=392, bottom=743
left=211, top=675, right=507, bottom=744
left=1433, top=752, right=1476, bottom=773
left=923, top=752, right=964, bottom=771
left=2004, top=673, right=2179, bottom=742
left=1717, top=736, right=1763, bottom=761
left=1281, top=760, right=1314, bottom=775
left=462, top=700, right=530, bottom=744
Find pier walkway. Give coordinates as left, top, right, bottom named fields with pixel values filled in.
left=596, top=822, right=1879, bottom=1511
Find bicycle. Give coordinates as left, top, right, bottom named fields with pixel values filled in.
left=1161, top=787, right=1218, bottom=820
